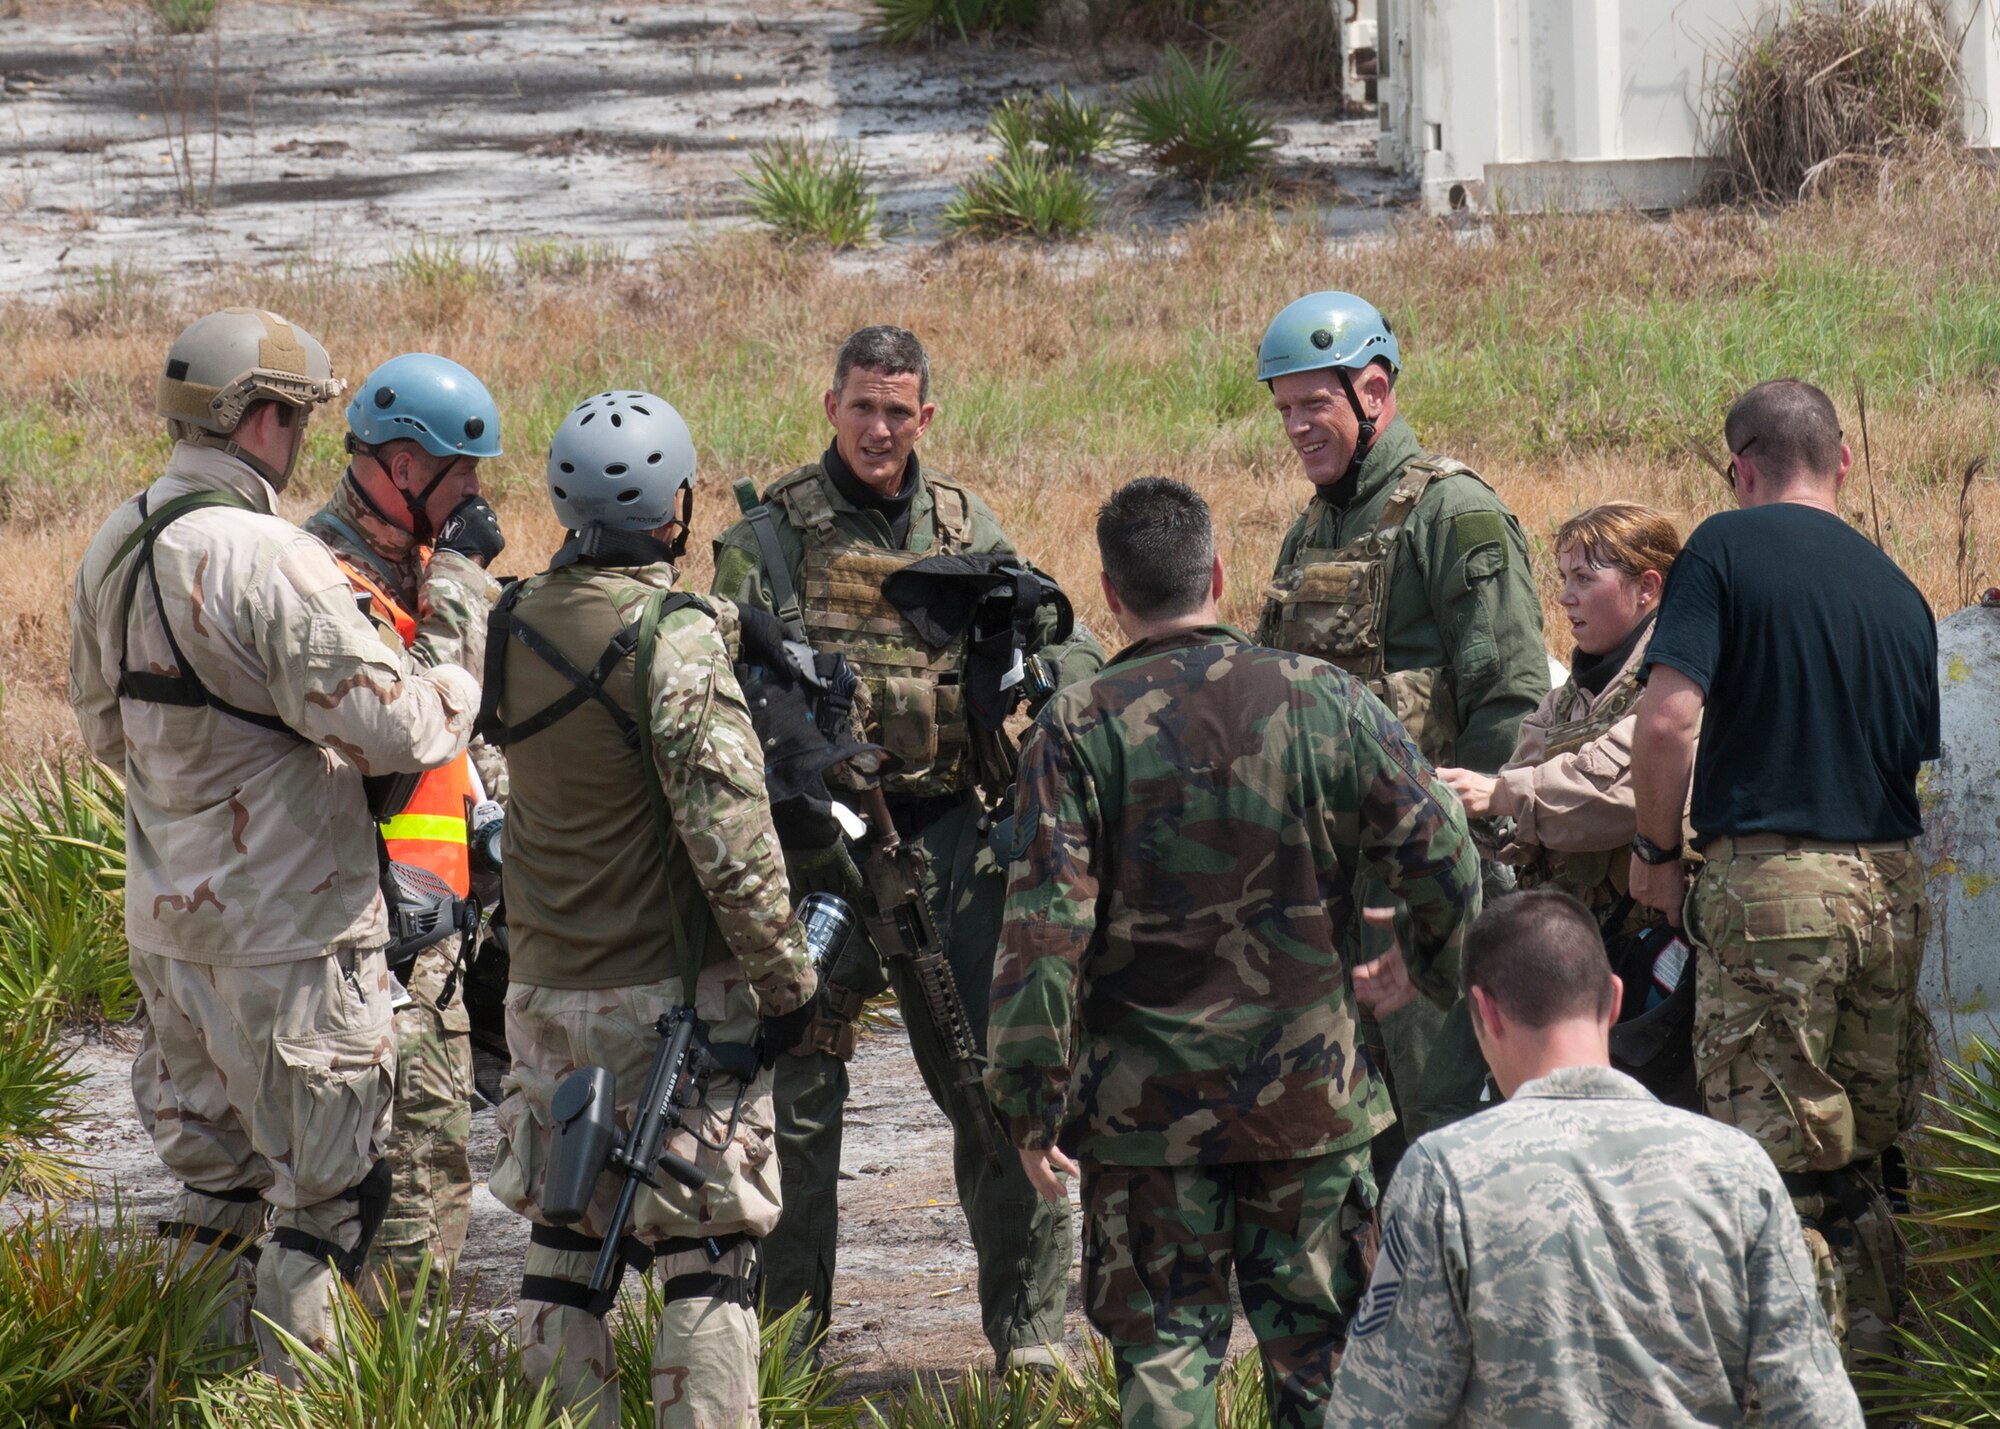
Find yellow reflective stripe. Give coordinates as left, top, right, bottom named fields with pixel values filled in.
left=379, top=814, right=468, bottom=845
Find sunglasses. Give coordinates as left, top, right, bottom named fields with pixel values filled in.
left=1724, top=436, right=1756, bottom=490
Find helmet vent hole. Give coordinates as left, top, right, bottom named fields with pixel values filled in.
left=579, top=412, right=595, bottom=426
left=605, top=462, right=629, bottom=476
left=374, top=386, right=397, bottom=409
left=630, top=403, right=650, bottom=416
left=617, top=488, right=641, bottom=503
left=610, top=413, right=623, bottom=428
left=559, top=461, right=576, bottom=475
left=646, top=451, right=662, bottom=465
left=552, top=485, right=568, bottom=500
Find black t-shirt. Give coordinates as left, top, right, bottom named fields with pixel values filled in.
left=1642, top=503, right=1939, bottom=845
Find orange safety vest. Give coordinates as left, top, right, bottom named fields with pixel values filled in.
left=337, top=554, right=474, bottom=898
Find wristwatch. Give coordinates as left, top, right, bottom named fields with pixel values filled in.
left=1631, top=831, right=1683, bottom=866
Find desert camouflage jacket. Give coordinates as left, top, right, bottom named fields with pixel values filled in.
left=303, top=474, right=507, bottom=800
left=68, top=443, right=482, bottom=966
left=1258, top=418, right=1548, bottom=774
left=1326, top=1065, right=1862, bottom=1428
left=497, top=561, right=814, bottom=1011
left=987, top=624, right=1480, bottom=1166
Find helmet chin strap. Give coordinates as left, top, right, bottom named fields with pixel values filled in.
left=344, top=436, right=453, bottom=541
left=1334, top=367, right=1378, bottom=485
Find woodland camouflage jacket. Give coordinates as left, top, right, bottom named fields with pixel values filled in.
left=68, top=443, right=483, bottom=966
left=987, top=624, right=1481, bottom=1166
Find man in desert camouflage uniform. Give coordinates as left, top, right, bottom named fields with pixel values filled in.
left=1630, top=380, right=1938, bottom=1376
left=711, top=325, right=1100, bottom=1368
left=67, top=308, right=484, bottom=1380
left=1327, top=890, right=1862, bottom=1427
left=485, top=389, right=820, bottom=1429
left=303, top=352, right=508, bottom=1300
left=1253, top=292, right=1548, bottom=1175
left=989, top=478, right=1480, bottom=1429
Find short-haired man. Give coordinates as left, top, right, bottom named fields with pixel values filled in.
left=1254, top=292, right=1550, bottom=1173
left=68, top=310, right=484, bottom=1379
left=304, top=352, right=508, bottom=1300
left=989, top=478, right=1479, bottom=1429
left=712, top=325, right=1101, bottom=1367
left=1326, top=890, right=1863, bottom=1428
left=1629, top=379, right=1939, bottom=1369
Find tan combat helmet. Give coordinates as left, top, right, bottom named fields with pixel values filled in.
left=157, top=307, right=345, bottom=487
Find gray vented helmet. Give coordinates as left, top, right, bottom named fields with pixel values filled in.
left=546, top=390, right=696, bottom=533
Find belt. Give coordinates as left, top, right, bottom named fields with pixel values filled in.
left=1702, top=834, right=1915, bottom=860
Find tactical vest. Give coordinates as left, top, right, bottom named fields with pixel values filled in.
left=1259, top=458, right=1474, bottom=765
left=1513, top=658, right=1659, bottom=934
left=769, top=466, right=977, bottom=798
left=335, top=555, right=475, bottom=900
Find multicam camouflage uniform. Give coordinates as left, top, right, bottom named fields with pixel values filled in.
left=711, top=456, right=1101, bottom=1365
left=486, top=561, right=815, bottom=1429
left=1256, top=417, right=1547, bottom=1170
left=988, top=625, right=1480, bottom=1429
left=304, top=477, right=502, bottom=1301
left=67, top=442, right=483, bottom=1380
left=1686, top=838, right=1927, bottom=1368
left=1325, top=1065, right=1864, bottom=1428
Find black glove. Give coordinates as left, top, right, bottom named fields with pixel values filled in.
left=435, top=495, right=506, bottom=567
left=760, top=982, right=824, bottom=1067
left=735, top=605, right=791, bottom=673
left=771, top=792, right=841, bottom=851
left=812, top=651, right=858, bottom=740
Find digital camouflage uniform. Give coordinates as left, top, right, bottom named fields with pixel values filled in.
left=988, top=625, right=1480, bottom=1429
left=304, top=477, right=502, bottom=1300
left=711, top=459, right=1102, bottom=1365
left=1326, top=1065, right=1863, bottom=1428
left=1257, top=416, right=1546, bottom=1172
left=1685, top=838, right=1927, bottom=1370
left=486, top=562, right=815, bottom=1429
left=67, top=442, right=483, bottom=1381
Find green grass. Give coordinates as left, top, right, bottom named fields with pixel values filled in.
left=0, top=760, right=132, bottom=1029
left=1117, top=47, right=1277, bottom=187
left=989, top=89, right=1115, bottom=166
left=868, top=0, right=1040, bottom=45
left=741, top=138, right=879, bottom=249
left=943, top=152, right=1100, bottom=239
left=0, top=1020, right=85, bottom=1197
left=144, top=0, right=217, bottom=35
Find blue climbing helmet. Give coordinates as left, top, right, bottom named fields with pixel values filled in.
left=1255, top=292, right=1400, bottom=385
left=346, top=352, right=503, bottom=460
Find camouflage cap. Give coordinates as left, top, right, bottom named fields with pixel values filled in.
left=158, top=307, right=345, bottom=438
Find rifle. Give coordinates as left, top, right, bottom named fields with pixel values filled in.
left=541, top=1008, right=760, bottom=1315
left=855, top=784, right=1003, bottom=1175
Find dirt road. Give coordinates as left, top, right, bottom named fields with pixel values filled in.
left=1, top=0, right=1402, bottom=296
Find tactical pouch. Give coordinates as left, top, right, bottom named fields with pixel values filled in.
left=796, top=982, right=866, bottom=1061
left=1373, top=665, right=1459, bottom=766
left=875, top=675, right=940, bottom=768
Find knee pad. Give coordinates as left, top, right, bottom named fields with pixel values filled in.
left=267, top=1159, right=393, bottom=1284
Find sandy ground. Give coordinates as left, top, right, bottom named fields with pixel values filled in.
left=0, top=0, right=1407, bottom=296
left=47, top=1012, right=1115, bottom=1394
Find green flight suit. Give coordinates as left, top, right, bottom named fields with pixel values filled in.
left=712, top=457, right=1103, bottom=1366
left=1257, top=417, right=1548, bottom=1175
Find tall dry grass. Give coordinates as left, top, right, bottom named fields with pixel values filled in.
left=6, top=177, right=2000, bottom=770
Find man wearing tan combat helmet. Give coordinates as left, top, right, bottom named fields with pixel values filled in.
left=67, top=308, right=486, bottom=1380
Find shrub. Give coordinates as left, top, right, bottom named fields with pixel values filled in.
left=1117, top=46, right=1277, bottom=187
left=0, top=1020, right=85, bottom=1197
left=144, top=0, right=217, bottom=35
left=616, top=1293, right=863, bottom=1427
left=943, top=151, right=1101, bottom=239
left=1705, top=0, right=1963, bottom=202
left=868, top=0, right=1040, bottom=46
left=1030, top=87, right=1117, bottom=165
left=742, top=138, right=879, bottom=249
left=0, top=760, right=132, bottom=1028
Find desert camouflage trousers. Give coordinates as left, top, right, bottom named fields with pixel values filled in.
left=1082, top=1144, right=1377, bottom=1429
left=130, top=944, right=394, bottom=1384
left=1688, top=836, right=1929, bottom=1371
left=363, top=936, right=474, bottom=1307
left=490, top=969, right=780, bottom=1429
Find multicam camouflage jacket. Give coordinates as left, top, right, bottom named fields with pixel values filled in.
left=303, top=474, right=507, bottom=800
left=1256, top=418, right=1548, bottom=774
left=1327, top=1064, right=1862, bottom=1428
left=68, top=443, right=482, bottom=965
left=986, top=624, right=1481, bottom=1166
left=496, top=560, right=814, bottom=1012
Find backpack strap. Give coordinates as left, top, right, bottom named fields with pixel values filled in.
left=732, top=477, right=809, bottom=646
left=925, top=476, right=973, bottom=552
left=113, top=489, right=304, bottom=740
left=633, top=588, right=710, bottom=996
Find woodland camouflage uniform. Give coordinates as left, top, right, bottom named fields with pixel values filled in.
left=304, top=476, right=502, bottom=1299
left=487, top=563, right=815, bottom=1429
left=68, top=440, right=483, bottom=1380
left=1257, top=415, right=1546, bottom=1173
left=988, top=625, right=1480, bottom=1429
left=711, top=456, right=1102, bottom=1365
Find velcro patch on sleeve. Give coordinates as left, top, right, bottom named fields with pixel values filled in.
left=1451, top=511, right=1509, bottom=568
